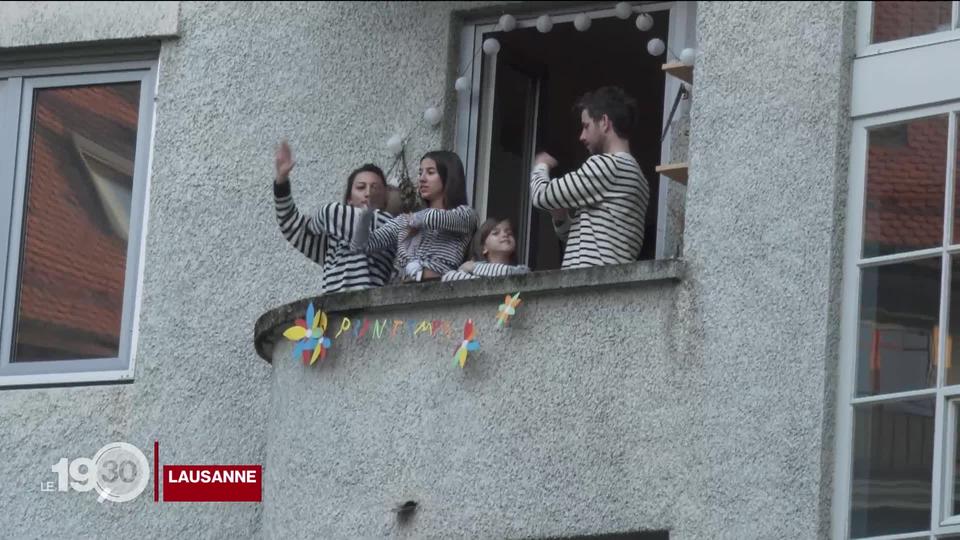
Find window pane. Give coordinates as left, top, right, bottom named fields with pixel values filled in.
left=13, top=82, right=140, bottom=362
left=872, top=1, right=954, bottom=44
left=851, top=398, right=935, bottom=538
left=857, top=258, right=940, bottom=397
left=864, top=115, right=949, bottom=258
left=954, top=114, right=960, bottom=245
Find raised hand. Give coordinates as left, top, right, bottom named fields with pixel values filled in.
left=404, top=213, right=420, bottom=239
left=535, top=152, right=558, bottom=170
left=275, top=140, right=296, bottom=184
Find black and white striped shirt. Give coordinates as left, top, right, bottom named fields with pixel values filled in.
left=353, top=205, right=477, bottom=279
left=531, top=152, right=649, bottom=268
left=442, top=263, right=530, bottom=282
left=274, top=181, right=395, bottom=293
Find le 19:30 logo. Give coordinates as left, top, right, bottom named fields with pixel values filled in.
left=45, top=442, right=150, bottom=503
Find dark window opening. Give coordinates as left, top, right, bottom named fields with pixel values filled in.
left=478, top=11, right=669, bottom=270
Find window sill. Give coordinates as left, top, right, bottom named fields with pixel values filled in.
left=253, top=258, right=685, bottom=363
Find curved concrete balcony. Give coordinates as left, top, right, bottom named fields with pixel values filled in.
left=254, top=260, right=689, bottom=538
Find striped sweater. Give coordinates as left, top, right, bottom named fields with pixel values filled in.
left=274, top=181, right=395, bottom=293
left=442, top=263, right=530, bottom=282
left=531, top=152, right=649, bottom=268
left=353, top=205, right=477, bottom=280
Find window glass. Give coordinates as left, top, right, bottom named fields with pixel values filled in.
left=863, top=115, right=948, bottom=258
left=851, top=398, right=935, bottom=538
left=857, top=258, right=941, bottom=397
left=872, top=1, right=953, bottom=44
left=13, top=82, right=140, bottom=362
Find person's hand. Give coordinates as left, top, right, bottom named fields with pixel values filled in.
left=535, top=152, right=558, bottom=170
left=275, top=140, right=295, bottom=184
left=367, top=182, right=386, bottom=211
left=404, top=213, right=420, bottom=237
left=459, top=261, right=476, bottom=273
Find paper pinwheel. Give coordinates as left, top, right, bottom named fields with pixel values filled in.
left=282, top=303, right=331, bottom=365
left=453, top=319, right=480, bottom=368
left=495, top=292, right=522, bottom=328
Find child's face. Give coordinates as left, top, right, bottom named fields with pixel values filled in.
left=418, top=158, right=445, bottom=204
left=484, top=220, right=515, bottom=257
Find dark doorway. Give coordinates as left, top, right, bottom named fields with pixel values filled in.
left=478, top=10, right=669, bottom=270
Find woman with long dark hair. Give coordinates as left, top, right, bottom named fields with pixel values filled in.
left=352, top=150, right=477, bottom=283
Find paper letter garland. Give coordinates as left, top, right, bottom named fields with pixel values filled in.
left=282, top=291, right=526, bottom=370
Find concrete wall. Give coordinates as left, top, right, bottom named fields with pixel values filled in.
left=261, top=1, right=857, bottom=539
left=0, top=1, right=855, bottom=538
left=0, top=1, right=503, bottom=537
left=264, top=279, right=693, bottom=539
left=680, top=1, right=855, bottom=538
left=0, top=1, right=180, bottom=49
left=0, top=1, right=264, bottom=537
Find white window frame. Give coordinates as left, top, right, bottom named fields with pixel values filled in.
left=855, top=1, right=960, bottom=59
left=454, top=1, right=697, bottom=261
left=0, top=59, right=157, bottom=388
left=835, top=3, right=960, bottom=537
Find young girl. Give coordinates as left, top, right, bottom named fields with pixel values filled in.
left=442, top=218, right=530, bottom=281
left=273, top=140, right=395, bottom=293
left=352, top=151, right=477, bottom=282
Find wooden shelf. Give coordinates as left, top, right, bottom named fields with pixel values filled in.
left=662, top=62, right=693, bottom=84
left=656, top=163, right=688, bottom=185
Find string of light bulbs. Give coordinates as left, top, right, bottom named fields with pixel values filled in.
left=384, top=2, right=698, bottom=159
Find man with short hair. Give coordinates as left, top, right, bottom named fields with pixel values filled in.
left=530, top=86, right=650, bottom=269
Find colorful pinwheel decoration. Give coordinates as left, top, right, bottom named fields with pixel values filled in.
left=282, top=303, right=331, bottom=365
left=495, top=292, right=522, bottom=328
left=453, top=319, right=479, bottom=368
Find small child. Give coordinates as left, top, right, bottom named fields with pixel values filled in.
left=442, top=217, right=530, bottom=281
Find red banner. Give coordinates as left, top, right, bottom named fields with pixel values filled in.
left=162, top=465, right=262, bottom=502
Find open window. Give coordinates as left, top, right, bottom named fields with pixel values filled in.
left=455, top=3, right=696, bottom=269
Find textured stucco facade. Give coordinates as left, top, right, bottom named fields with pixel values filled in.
left=0, top=1, right=180, bottom=49
left=682, top=2, right=854, bottom=537
left=0, top=2, right=855, bottom=539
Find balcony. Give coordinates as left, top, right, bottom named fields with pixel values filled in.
left=253, top=259, right=689, bottom=538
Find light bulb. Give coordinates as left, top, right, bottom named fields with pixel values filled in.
left=499, top=14, right=517, bottom=32
left=454, top=76, right=469, bottom=92
left=482, top=38, right=501, bottom=55
left=647, top=38, right=666, bottom=57
left=386, top=135, right=403, bottom=155
left=680, top=47, right=697, bottom=65
left=636, top=13, right=653, bottom=32
left=615, top=2, right=633, bottom=20
left=423, top=107, right=442, bottom=127
left=536, top=15, right=553, bottom=33
left=574, top=13, right=591, bottom=31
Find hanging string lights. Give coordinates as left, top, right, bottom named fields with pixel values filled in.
left=387, top=3, right=698, bottom=157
